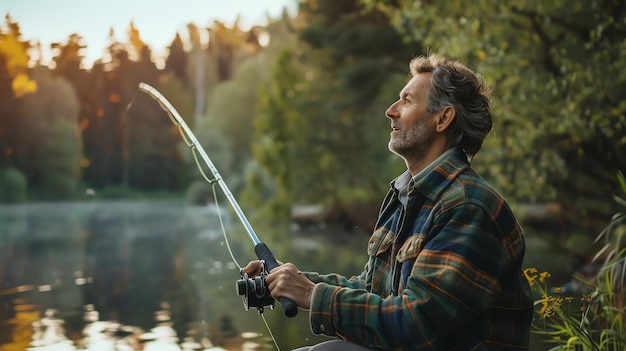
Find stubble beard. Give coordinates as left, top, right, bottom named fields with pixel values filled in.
left=388, top=122, right=434, bottom=162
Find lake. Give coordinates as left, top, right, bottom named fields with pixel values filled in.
left=0, top=200, right=366, bottom=350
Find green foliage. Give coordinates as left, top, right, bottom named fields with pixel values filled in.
left=160, top=73, right=195, bottom=129
left=365, top=0, right=626, bottom=233
left=18, top=67, right=82, bottom=200
left=240, top=159, right=284, bottom=230
left=0, top=167, right=27, bottom=202
left=184, top=180, right=217, bottom=206
left=34, top=173, right=79, bottom=200
left=206, top=58, right=266, bottom=157
left=526, top=172, right=626, bottom=350
left=250, top=49, right=304, bottom=223
left=191, top=113, right=235, bottom=188
left=247, top=0, right=421, bottom=229
left=250, top=45, right=397, bottom=227
left=164, top=33, right=188, bottom=87
left=195, top=23, right=283, bottom=201
left=298, top=0, right=420, bottom=105
left=126, top=92, right=184, bottom=191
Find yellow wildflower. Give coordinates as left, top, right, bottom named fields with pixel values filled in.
left=524, top=268, right=538, bottom=286
left=539, top=271, right=551, bottom=283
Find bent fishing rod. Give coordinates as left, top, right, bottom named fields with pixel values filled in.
left=135, top=82, right=298, bottom=318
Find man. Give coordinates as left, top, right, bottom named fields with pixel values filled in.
left=244, top=54, right=534, bottom=350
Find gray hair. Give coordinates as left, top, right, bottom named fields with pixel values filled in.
left=409, top=55, right=493, bottom=158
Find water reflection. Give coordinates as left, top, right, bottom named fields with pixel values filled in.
left=29, top=308, right=77, bottom=351
left=79, top=304, right=140, bottom=351
left=0, top=200, right=365, bottom=350
left=16, top=303, right=263, bottom=351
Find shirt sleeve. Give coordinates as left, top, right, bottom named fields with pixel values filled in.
left=304, top=271, right=367, bottom=290
left=308, top=202, right=505, bottom=350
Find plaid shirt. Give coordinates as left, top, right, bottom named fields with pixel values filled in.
left=305, top=148, right=533, bottom=350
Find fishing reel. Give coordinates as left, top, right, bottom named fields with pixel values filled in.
left=236, top=260, right=274, bottom=314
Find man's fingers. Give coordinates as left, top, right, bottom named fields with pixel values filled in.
left=264, top=263, right=314, bottom=309
left=241, top=260, right=262, bottom=276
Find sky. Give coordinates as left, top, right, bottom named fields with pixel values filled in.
left=2, top=0, right=297, bottom=67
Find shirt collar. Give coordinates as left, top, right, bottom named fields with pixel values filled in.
left=391, top=148, right=470, bottom=202
left=412, top=148, right=457, bottom=184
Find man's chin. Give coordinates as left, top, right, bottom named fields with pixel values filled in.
left=388, top=143, right=404, bottom=156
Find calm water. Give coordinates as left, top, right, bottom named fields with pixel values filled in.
left=0, top=200, right=365, bottom=350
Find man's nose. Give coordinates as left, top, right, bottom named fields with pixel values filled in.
left=385, top=100, right=399, bottom=119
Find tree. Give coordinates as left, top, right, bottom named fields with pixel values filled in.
left=165, top=33, right=188, bottom=87
left=0, top=15, right=36, bottom=98
left=251, top=49, right=304, bottom=223
left=19, top=66, right=82, bottom=199
left=250, top=0, right=420, bottom=229
left=79, top=31, right=130, bottom=187
left=62, top=23, right=184, bottom=192
left=51, top=33, right=86, bottom=75
left=125, top=89, right=184, bottom=191
left=297, top=0, right=420, bottom=105
left=0, top=15, right=35, bottom=173
left=207, top=58, right=265, bottom=159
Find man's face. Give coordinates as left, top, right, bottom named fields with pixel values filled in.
left=385, top=72, right=436, bottom=158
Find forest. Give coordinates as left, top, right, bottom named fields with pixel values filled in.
left=1, top=0, right=625, bottom=273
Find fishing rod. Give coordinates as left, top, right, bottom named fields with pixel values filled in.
left=136, top=82, right=298, bottom=318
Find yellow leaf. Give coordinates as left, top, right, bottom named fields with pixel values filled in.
left=0, top=32, right=29, bottom=75
left=476, top=49, right=486, bottom=60
left=12, top=73, right=37, bottom=98
left=566, top=336, right=580, bottom=347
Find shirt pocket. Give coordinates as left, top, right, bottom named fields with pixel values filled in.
left=367, top=227, right=394, bottom=257
left=396, top=234, right=425, bottom=263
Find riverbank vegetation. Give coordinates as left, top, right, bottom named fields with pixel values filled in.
left=526, top=172, right=625, bottom=350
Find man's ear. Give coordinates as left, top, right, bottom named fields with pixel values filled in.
left=435, top=106, right=456, bottom=133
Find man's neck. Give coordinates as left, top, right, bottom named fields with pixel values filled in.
left=405, top=144, right=453, bottom=176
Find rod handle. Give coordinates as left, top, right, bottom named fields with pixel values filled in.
left=254, top=243, right=298, bottom=317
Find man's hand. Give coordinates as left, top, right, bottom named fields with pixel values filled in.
left=241, top=260, right=266, bottom=277
left=266, top=263, right=316, bottom=310
left=241, top=260, right=315, bottom=309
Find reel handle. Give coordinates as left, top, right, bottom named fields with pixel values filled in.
left=254, top=243, right=299, bottom=317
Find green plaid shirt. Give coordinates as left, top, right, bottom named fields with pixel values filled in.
left=305, top=148, right=533, bottom=350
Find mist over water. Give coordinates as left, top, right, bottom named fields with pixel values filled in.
left=0, top=200, right=364, bottom=350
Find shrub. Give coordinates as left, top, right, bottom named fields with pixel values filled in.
left=0, top=167, right=28, bottom=203
left=35, top=174, right=79, bottom=200
left=526, top=172, right=626, bottom=350
left=184, top=180, right=217, bottom=206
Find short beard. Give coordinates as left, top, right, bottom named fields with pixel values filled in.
left=388, top=115, right=435, bottom=161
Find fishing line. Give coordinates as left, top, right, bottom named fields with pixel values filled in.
left=130, top=91, right=242, bottom=269
left=210, top=181, right=242, bottom=270
left=262, top=314, right=281, bottom=351
left=211, top=169, right=279, bottom=351
left=199, top=184, right=282, bottom=350
left=128, top=83, right=295, bottom=350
